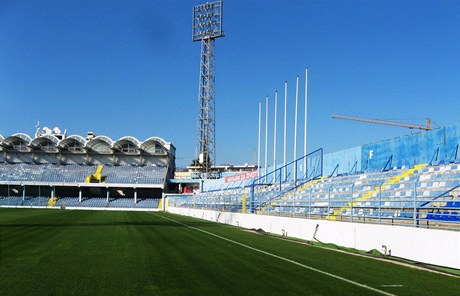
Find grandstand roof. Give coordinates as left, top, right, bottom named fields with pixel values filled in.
left=0, top=132, right=174, bottom=156
left=29, top=134, right=60, bottom=152
left=3, top=133, right=32, bottom=145
left=58, top=135, right=86, bottom=148
left=113, top=136, right=141, bottom=154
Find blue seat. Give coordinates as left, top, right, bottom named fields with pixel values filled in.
left=449, top=212, right=459, bottom=221
left=433, top=212, right=442, bottom=220
left=441, top=211, right=450, bottom=221
left=426, top=212, right=434, bottom=219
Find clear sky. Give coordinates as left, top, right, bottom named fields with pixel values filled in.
left=1, top=0, right=459, bottom=168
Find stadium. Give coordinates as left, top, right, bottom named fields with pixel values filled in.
left=0, top=129, right=175, bottom=208
left=1, top=1, right=460, bottom=295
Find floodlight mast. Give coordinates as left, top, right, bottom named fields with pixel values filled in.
left=192, top=1, right=224, bottom=178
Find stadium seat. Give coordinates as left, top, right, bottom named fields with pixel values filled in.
left=425, top=212, right=434, bottom=220
left=449, top=212, right=459, bottom=222
left=441, top=212, right=450, bottom=221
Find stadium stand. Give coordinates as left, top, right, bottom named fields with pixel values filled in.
left=2, top=124, right=460, bottom=229
left=169, top=125, right=460, bottom=230
left=0, top=130, right=174, bottom=209
left=0, top=163, right=167, bottom=184
left=171, top=163, right=460, bottom=230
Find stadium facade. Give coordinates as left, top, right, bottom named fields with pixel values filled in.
left=0, top=129, right=175, bottom=208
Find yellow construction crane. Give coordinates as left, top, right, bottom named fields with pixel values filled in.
left=331, top=114, right=432, bottom=131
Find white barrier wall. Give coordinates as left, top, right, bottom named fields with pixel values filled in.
left=168, top=207, right=460, bottom=270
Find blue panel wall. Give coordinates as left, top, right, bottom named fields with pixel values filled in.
left=323, top=147, right=361, bottom=176
left=324, top=124, right=460, bottom=174
left=202, top=125, right=460, bottom=188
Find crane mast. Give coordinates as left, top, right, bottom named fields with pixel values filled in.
left=331, top=114, right=432, bottom=131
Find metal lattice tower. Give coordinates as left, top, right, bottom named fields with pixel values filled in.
left=192, top=1, right=224, bottom=177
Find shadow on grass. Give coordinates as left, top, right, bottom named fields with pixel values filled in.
left=0, top=220, right=215, bottom=228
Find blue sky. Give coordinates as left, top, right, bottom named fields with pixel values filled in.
left=1, top=0, right=459, bottom=168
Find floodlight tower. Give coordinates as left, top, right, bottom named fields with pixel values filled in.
left=192, top=1, right=224, bottom=178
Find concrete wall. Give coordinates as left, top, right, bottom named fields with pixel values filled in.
left=168, top=207, right=460, bottom=270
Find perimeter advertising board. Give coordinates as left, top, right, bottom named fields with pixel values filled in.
left=224, top=170, right=258, bottom=183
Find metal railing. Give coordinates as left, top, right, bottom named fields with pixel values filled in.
left=167, top=179, right=460, bottom=231
left=249, top=148, right=323, bottom=213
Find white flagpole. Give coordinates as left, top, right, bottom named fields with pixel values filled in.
left=283, top=81, right=288, bottom=181
left=257, top=100, right=261, bottom=182
left=273, top=91, right=278, bottom=183
left=265, top=95, right=269, bottom=183
left=294, top=76, right=299, bottom=184
left=303, top=67, right=308, bottom=179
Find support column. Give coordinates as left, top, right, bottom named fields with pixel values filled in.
left=134, top=188, right=137, bottom=204
left=351, top=185, right=354, bottom=222
left=79, top=187, right=82, bottom=203
left=379, top=183, right=382, bottom=224
left=106, top=187, right=110, bottom=203
left=414, top=181, right=418, bottom=227
left=22, top=185, right=25, bottom=201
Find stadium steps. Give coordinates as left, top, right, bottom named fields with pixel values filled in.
left=330, top=163, right=427, bottom=220
left=85, top=165, right=106, bottom=183
left=258, top=176, right=327, bottom=214
left=48, top=196, right=58, bottom=207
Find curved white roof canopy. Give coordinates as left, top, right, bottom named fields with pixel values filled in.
left=85, top=135, right=114, bottom=154
left=29, top=134, right=60, bottom=152
left=0, top=133, right=172, bottom=156
left=140, top=137, right=167, bottom=154
left=113, top=136, right=141, bottom=153
left=58, top=135, right=87, bottom=152
left=2, top=133, right=33, bottom=150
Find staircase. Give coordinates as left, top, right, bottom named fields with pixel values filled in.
left=85, top=165, right=106, bottom=183
left=330, top=164, right=427, bottom=220
left=48, top=196, right=58, bottom=207
left=258, top=176, right=328, bottom=214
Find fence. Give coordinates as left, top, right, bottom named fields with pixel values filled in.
left=249, top=148, right=323, bottom=213
left=167, top=179, right=460, bottom=231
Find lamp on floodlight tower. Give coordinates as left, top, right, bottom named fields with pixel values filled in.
left=192, top=1, right=224, bottom=179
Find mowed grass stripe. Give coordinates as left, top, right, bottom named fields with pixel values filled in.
left=1, top=209, right=459, bottom=296
left=151, top=212, right=395, bottom=296
left=1, top=209, right=356, bottom=295
left=154, top=212, right=460, bottom=296
left=136, top=213, right=354, bottom=295
left=0, top=210, right=310, bottom=295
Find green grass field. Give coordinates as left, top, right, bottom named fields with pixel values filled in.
left=0, top=208, right=459, bottom=295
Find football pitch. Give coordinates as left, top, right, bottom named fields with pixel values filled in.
left=0, top=208, right=459, bottom=295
